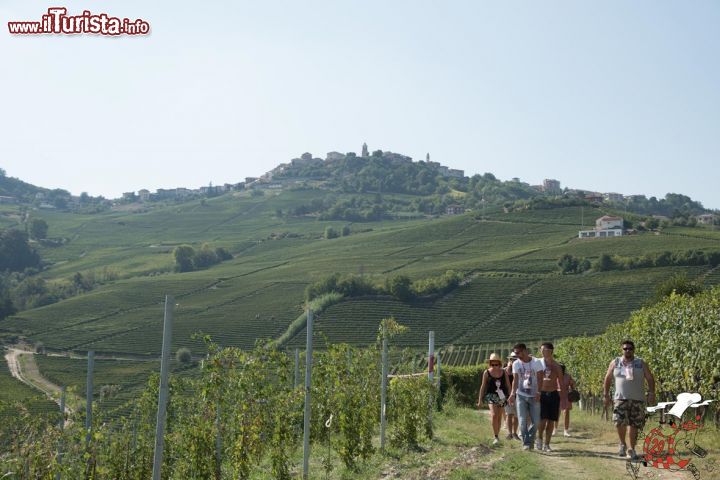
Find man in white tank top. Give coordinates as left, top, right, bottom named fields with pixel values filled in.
left=603, top=339, right=656, bottom=461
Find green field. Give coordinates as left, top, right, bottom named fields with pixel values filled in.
left=0, top=354, right=57, bottom=418
left=2, top=191, right=719, bottom=360
left=33, top=355, right=199, bottom=418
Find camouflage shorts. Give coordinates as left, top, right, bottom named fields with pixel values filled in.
left=613, top=399, right=646, bottom=428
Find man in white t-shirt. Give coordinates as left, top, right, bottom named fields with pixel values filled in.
left=508, top=343, right=543, bottom=450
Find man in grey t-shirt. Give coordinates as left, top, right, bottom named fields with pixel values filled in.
left=603, top=339, right=656, bottom=460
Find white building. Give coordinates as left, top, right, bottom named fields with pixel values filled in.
left=596, top=215, right=624, bottom=230
left=578, top=215, right=624, bottom=239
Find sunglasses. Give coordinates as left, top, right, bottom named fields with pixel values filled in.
left=489, top=362, right=502, bottom=366
left=623, top=347, right=634, bottom=351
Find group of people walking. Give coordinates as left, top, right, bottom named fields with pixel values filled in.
left=476, top=340, right=656, bottom=460
left=477, top=342, right=574, bottom=450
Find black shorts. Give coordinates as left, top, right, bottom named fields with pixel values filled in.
left=540, top=391, right=560, bottom=421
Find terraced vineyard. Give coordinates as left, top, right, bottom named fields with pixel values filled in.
left=457, top=266, right=710, bottom=343
left=287, top=276, right=541, bottom=348
left=701, top=265, right=720, bottom=287
left=2, top=191, right=718, bottom=360
left=33, top=355, right=198, bottom=418
left=0, top=356, right=57, bottom=418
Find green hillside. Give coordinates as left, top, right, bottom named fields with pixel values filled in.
left=0, top=356, right=57, bottom=418
left=1, top=185, right=719, bottom=359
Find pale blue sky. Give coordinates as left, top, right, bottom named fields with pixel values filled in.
left=2, top=1, right=718, bottom=208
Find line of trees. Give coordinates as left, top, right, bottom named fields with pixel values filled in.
left=304, top=270, right=464, bottom=303
left=172, top=244, right=233, bottom=273
left=557, top=249, right=720, bottom=274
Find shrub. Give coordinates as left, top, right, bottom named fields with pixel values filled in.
left=176, top=347, right=192, bottom=364
left=386, top=275, right=413, bottom=301
left=193, top=244, right=219, bottom=269
left=655, top=273, right=703, bottom=300
left=439, top=365, right=484, bottom=407
left=173, top=245, right=195, bottom=272
left=324, top=226, right=339, bottom=239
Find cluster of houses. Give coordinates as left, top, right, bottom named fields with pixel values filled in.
left=523, top=178, right=646, bottom=205
left=268, top=144, right=465, bottom=180
left=125, top=183, right=248, bottom=203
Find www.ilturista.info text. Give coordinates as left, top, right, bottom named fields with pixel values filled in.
left=8, top=8, right=150, bottom=36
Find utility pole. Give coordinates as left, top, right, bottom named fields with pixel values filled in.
left=152, top=295, right=174, bottom=480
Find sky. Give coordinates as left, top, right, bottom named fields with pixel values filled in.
left=1, top=1, right=719, bottom=208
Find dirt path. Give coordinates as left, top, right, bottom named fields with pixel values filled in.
left=537, top=428, right=702, bottom=480
left=393, top=408, right=710, bottom=480
left=4, top=347, right=74, bottom=417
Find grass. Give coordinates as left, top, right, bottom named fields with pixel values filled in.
left=271, top=404, right=720, bottom=479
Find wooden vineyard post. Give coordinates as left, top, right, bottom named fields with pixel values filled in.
left=294, top=348, right=300, bottom=389
left=152, top=295, right=174, bottom=480
left=302, top=309, right=314, bottom=480
left=56, top=386, right=66, bottom=480
left=215, top=399, right=222, bottom=480
left=436, top=353, right=442, bottom=401
left=380, top=322, right=388, bottom=453
left=428, top=331, right=435, bottom=429
left=85, top=351, right=94, bottom=447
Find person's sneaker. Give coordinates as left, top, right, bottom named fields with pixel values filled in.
left=492, top=437, right=499, bottom=446
left=513, top=433, right=521, bottom=441
left=563, top=430, right=571, bottom=437
left=505, top=433, right=514, bottom=440
left=543, top=444, right=553, bottom=453
left=522, top=444, right=530, bottom=451
left=618, top=444, right=627, bottom=457
left=535, top=440, right=543, bottom=451
left=627, top=448, right=637, bottom=460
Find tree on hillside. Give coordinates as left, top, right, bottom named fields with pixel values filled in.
left=594, top=253, right=615, bottom=272
left=558, top=254, right=579, bottom=274
left=655, top=273, right=703, bottom=300
left=0, top=295, right=16, bottom=319
left=193, top=244, right=219, bottom=269
left=214, top=247, right=233, bottom=261
left=29, top=219, right=48, bottom=240
left=386, top=275, right=413, bottom=301
left=644, top=217, right=660, bottom=230
left=0, top=229, right=41, bottom=272
left=324, top=226, right=339, bottom=239
left=173, top=245, right=196, bottom=272
left=0, top=276, right=16, bottom=319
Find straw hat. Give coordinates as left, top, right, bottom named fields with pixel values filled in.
left=487, top=353, right=502, bottom=364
